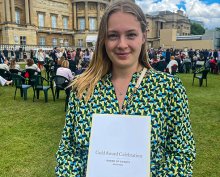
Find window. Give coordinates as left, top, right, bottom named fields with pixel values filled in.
left=63, top=17, right=68, bottom=29
left=38, top=13, right=44, bottom=27
left=51, top=15, right=57, bottom=28
left=39, top=37, right=46, bottom=45
left=15, top=10, right=20, bottom=24
left=64, top=39, right=69, bottom=47
left=52, top=38, right=57, bottom=46
left=78, top=39, right=83, bottom=47
left=78, top=18, right=85, bottom=30
left=20, top=36, right=26, bottom=45
left=89, top=17, right=97, bottom=31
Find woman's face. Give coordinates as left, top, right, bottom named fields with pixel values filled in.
left=105, top=11, right=145, bottom=70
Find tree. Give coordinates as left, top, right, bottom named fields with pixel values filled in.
left=190, top=23, right=205, bottom=35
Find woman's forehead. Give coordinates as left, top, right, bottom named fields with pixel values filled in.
left=107, top=12, right=141, bottom=32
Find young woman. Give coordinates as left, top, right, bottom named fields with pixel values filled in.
left=55, top=1, right=196, bottom=176
left=9, top=58, right=21, bottom=71
left=56, top=60, right=74, bottom=82
left=25, top=58, right=40, bottom=72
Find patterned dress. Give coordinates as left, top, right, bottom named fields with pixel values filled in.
left=55, top=69, right=196, bottom=177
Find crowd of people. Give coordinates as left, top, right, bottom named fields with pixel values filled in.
left=0, top=45, right=220, bottom=88
left=1, top=44, right=219, bottom=80
left=0, top=46, right=94, bottom=87
left=0, top=45, right=219, bottom=89
left=148, top=47, right=220, bottom=74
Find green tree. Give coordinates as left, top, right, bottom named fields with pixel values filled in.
left=190, top=23, right=205, bottom=35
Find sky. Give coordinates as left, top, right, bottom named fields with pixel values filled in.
left=135, top=0, right=220, bottom=29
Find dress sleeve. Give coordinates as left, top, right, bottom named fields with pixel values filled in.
left=55, top=92, right=84, bottom=176
left=158, top=76, right=196, bottom=176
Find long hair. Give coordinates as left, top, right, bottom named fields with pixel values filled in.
left=70, top=0, right=150, bottom=102
left=9, top=59, right=16, bottom=69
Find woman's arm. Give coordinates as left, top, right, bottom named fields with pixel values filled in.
left=158, top=77, right=196, bottom=176
left=55, top=93, right=83, bottom=176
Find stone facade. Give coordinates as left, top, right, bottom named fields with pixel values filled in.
left=146, top=10, right=191, bottom=49
left=0, top=0, right=214, bottom=50
left=160, top=29, right=213, bottom=50
left=0, top=0, right=111, bottom=49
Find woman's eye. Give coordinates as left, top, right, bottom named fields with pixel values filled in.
left=107, top=34, right=118, bottom=40
left=127, top=33, right=137, bottom=39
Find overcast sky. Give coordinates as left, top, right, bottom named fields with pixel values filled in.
left=135, top=0, right=220, bottom=29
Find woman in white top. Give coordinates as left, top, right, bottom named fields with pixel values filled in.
left=36, top=49, right=45, bottom=70
left=0, top=59, right=9, bottom=71
left=25, top=58, right=41, bottom=72
left=166, top=56, right=178, bottom=74
left=56, top=60, right=74, bottom=81
left=9, top=58, right=21, bottom=71
left=56, top=60, right=74, bottom=99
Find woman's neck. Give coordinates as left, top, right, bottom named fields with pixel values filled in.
left=111, top=64, right=143, bottom=81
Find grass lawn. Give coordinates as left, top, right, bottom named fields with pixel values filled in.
left=0, top=71, right=219, bottom=177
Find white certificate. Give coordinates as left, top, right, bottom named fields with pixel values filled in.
left=86, top=114, right=151, bottom=177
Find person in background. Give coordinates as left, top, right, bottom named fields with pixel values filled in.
left=166, top=55, right=178, bottom=74
left=15, top=49, right=20, bottom=62
left=30, top=49, right=34, bottom=59
left=55, top=1, right=196, bottom=176
left=56, top=60, right=74, bottom=82
left=9, top=58, right=21, bottom=71
left=56, top=60, right=74, bottom=100
left=56, top=48, right=63, bottom=60
left=90, top=48, right=94, bottom=61
left=71, top=49, right=76, bottom=61
left=0, top=59, right=9, bottom=71
left=0, top=76, right=12, bottom=86
left=83, top=48, right=90, bottom=63
left=57, top=56, right=66, bottom=68
left=165, top=48, right=171, bottom=64
left=36, top=49, right=45, bottom=71
left=50, top=47, right=58, bottom=63
left=25, top=58, right=40, bottom=72
left=0, top=51, right=5, bottom=64
left=3, top=48, right=8, bottom=59
left=10, top=48, right=15, bottom=58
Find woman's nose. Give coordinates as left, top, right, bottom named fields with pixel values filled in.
left=117, top=37, right=128, bottom=49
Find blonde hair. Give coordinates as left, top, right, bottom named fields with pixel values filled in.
left=70, top=0, right=151, bottom=102
left=57, top=56, right=65, bottom=65
left=61, top=60, right=69, bottom=68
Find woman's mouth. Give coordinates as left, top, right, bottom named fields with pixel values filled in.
left=116, top=52, right=130, bottom=59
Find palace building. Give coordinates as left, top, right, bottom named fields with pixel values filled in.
left=1, top=0, right=213, bottom=50
left=0, top=0, right=111, bottom=49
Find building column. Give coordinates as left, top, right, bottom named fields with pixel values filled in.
left=29, top=0, right=33, bottom=25
left=1, top=0, right=5, bottom=22
left=97, top=2, right=100, bottom=29
left=85, top=1, right=88, bottom=30
left=25, top=0, right=30, bottom=24
left=73, top=2, right=77, bottom=30
left=10, top=0, right=15, bottom=23
left=5, top=0, right=11, bottom=22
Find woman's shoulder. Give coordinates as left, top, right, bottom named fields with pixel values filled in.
left=147, top=69, right=181, bottom=84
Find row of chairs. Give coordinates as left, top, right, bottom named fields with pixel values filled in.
left=12, top=72, right=70, bottom=111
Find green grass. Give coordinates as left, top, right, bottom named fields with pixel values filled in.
left=0, top=72, right=219, bottom=177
